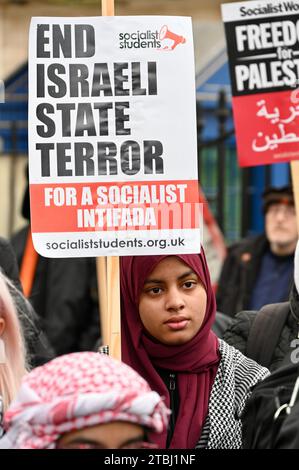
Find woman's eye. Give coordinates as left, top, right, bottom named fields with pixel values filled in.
left=149, top=287, right=162, bottom=295
left=184, top=281, right=195, bottom=289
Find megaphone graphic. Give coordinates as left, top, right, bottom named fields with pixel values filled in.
left=159, top=25, right=186, bottom=50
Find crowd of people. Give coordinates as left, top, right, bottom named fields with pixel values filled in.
left=0, top=184, right=298, bottom=449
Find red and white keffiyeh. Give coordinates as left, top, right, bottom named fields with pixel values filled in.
left=0, top=352, right=169, bottom=449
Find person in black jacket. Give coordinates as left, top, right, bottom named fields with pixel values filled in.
left=274, top=397, right=299, bottom=449
left=0, top=237, right=22, bottom=290
left=224, top=239, right=299, bottom=372
left=226, top=242, right=299, bottom=449
left=224, top=284, right=299, bottom=372
left=217, top=185, right=297, bottom=317
left=12, top=226, right=100, bottom=356
left=0, top=236, right=54, bottom=367
left=11, top=166, right=101, bottom=356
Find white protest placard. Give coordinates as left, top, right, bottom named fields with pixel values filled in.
left=28, top=16, right=202, bottom=257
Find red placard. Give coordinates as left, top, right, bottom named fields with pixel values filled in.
left=233, top=89, right=299, bottom=166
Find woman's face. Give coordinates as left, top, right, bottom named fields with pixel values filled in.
left=138, top=256, right=207, bottom=345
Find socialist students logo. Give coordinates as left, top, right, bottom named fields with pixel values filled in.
left=119, top=30, right=161, bottom=49
left=118, top=25, right=186, bottom=51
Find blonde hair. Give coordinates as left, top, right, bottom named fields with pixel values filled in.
left=0, top=272, right=27, bottom=412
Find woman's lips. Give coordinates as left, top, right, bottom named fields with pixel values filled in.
left=165, top=318, right=189, bottom=331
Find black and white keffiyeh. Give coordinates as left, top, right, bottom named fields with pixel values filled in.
left=196, top=340, right=270, bottom=449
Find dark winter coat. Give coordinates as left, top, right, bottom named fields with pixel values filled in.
left=11, top=226, right=100, bottom=356
left=275, top=397, right=299, bottom=448
left=212, top=312, right=232, bottom=338
left=0, top=236, right=54, bottom=367
left=224, top=285, right=299, bottom=372
left=216, top=233, right=293, bottom=317
left=0, top=236, right=22, bottom=289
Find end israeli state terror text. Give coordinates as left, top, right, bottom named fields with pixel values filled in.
left=35, top=24, right=162, bottom=178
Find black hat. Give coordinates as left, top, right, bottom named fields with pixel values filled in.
left=262, top=185, right=294, bottom=214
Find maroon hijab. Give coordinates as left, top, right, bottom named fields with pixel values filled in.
left=120, top=250, right=220, bottom=449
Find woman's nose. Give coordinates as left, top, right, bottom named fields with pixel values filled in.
left=165, top=287, right=185, bottom=311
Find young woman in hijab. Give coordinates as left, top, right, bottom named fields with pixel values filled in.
left=120, top=251, right=270, bottom=449
left=0, top=351, right=169, bottom=449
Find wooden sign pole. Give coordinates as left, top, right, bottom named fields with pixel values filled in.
left=102, top=0, right=114, bottom=16
left=96, top=0, right=121, bottom=359
left=96, top=257, right=108, bottom=345
left=107, top=256, right=121, bottom=359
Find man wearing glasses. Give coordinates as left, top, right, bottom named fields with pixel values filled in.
left=217, top=185, right=297, bottom=317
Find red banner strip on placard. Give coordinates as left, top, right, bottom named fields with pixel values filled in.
left=30, top=179, right=201, bottom=232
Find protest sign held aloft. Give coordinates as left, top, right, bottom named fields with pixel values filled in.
left=222, top=0, right=299, bottom=166
left=29, top=16, right=201, bottom=258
